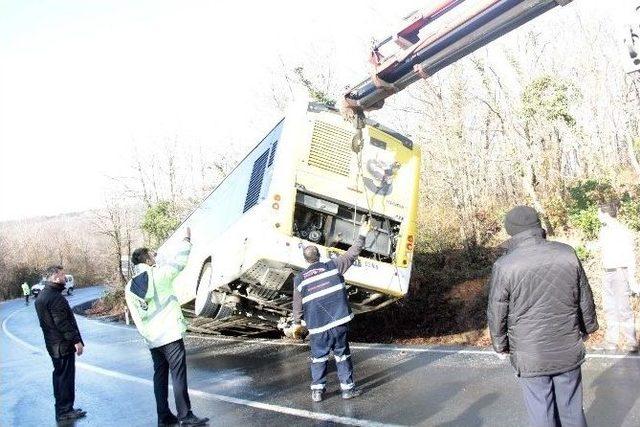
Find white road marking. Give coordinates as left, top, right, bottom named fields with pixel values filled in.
left=8, top=291, right=640, bottom=364
left=54, top=290, right=640, bottom=361
left=2, top=307, right=44, bottom=354
left=186, top=334, right=640, bottom=360
left=1, top=302, right=402, bottom=427
left=76, top=362, right=402, bottom=427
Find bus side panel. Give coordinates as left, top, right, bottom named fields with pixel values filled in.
left=267, top=105, right=316, bottom=237
left=158, top=120, right=284, bottom=303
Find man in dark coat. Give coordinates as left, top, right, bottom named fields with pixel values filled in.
left=35, top=265, right=87, bottom=423
left=487, top=206, right=598, bottom=427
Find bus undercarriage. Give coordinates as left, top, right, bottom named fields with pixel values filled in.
left=184, top=190, right=405, bottom=336
left=184, top=279, right=399, bottom=336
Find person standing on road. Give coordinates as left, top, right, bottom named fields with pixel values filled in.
left=286, top=219, right=371, bottom=402
left=487, top=206, right=599, bottom=427
left=595, top=203, right=639, bottom=352
left=34, top=265, right=87, bottom=423
left=125, top=227, right=209, bottom=427
left=21, top=281, right=31, bottom=305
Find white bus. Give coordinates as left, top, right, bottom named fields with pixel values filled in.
left=157, top=101, right=421, bottom=335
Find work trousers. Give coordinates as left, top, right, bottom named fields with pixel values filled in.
left=150, top=339, right=191, bottom=420
left=51, top=353, right=76, bottom=417
left=518, top=367, right=586, bottom=427
left=602, top=268, right=637, bottom=346
left=308, top=324, right=354, bottom=391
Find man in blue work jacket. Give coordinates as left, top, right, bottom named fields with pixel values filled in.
left=288, top=219, right=371, bottom=402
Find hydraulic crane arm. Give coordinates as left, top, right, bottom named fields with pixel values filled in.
left=342, top=0, right=574, bottom=116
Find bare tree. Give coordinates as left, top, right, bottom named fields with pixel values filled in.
left=93, top=197, right=137, bottom=286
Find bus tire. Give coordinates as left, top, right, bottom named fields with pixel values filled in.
left=195, top=261, right=221, bottom=318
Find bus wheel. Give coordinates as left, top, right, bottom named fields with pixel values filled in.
left=195, top=261, right=221, bottom=318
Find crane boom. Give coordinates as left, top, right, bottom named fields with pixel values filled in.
left=342, top=0, right=574, bottom=116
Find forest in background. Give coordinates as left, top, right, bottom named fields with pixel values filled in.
left=1, top=6, right=639, bottom=344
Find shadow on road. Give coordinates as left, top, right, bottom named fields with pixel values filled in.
left=357, top=351, right=464, bottom=425
left=586, top=357, right=640, bottom=426
left=436, top=392, right=499, bottom=426
left=357, top=351, right=448, bottom=393
left=184, top=336, right=460, bottom=425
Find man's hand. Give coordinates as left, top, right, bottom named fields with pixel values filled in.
left=359, top=217, right=372, bottom=238
left=75, top=342, right=84, bottom=356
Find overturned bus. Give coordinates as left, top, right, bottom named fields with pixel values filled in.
left=157, top=101, right=420, bottom=335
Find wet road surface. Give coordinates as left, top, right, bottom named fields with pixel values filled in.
left=1, top=288, right=638, bottom=426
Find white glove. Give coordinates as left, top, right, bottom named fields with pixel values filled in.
left=359, top=218, right=372, bottom=237
left=284, top=323, right=307, bottom=340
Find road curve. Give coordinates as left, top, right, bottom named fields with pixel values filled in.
left=1, top=287, right=638, bottom=426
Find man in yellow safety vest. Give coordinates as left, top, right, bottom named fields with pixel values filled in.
left=22, top=282, right=31, bottom=305
left=125, top=227, right=209, bottom=427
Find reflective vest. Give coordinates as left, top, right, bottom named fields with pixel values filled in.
left=22, top=282, right=30, bottom=296
left=294, top=260, right=353, bottom=335
left=125, top=240, right=191, bottom=349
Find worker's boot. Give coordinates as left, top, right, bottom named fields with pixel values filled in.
left=179, top=412, right=209, bottom=426
left=311, top=389, right=324, bottom=402
left=56, top=409, right=86, bottom=422
left=158, top=413, right=179, bottom=426
left=341, top=388, right=362, bottom=400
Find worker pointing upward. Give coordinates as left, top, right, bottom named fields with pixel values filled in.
left=287, top=218, right=371, bottom=402
left=125, top=227, right=209, bottom=427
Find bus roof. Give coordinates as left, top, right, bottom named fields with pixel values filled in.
left=307, top=102, right=414, bottom=150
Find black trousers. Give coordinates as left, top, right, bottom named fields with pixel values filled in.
left=24, top=294, right=29, bottom=305
left=308, top=324, right=355, bottom=391
left=518, top=367, right=587, bottom=427
left=51, top=353, right=75, bottom=417
left=150, top=339, right=191, bottom=419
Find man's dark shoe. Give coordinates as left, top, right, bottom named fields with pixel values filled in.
left=341, top=388, right=362, bottom=399
left=621, top=344, right=639, bottom=353
left=71, top=408, right=86, bottom=416
left=56, top=410, right=87, bottom=422
left=311, top=389, right=324, bottom=402
left=179, top=412, right=209, bottom=426
left=158, top=413, right=179, bottom=426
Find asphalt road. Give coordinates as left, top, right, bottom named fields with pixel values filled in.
left=1, top=288, right=638, bottom=426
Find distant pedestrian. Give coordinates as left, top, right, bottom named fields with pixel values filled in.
left=34, top=265, right=87, bottom=423
left=594, top=203, right=638, bottom=352
left=21, top=282, right=30, bottom=305
left=487, top=206, right=598, bottom=427
left=286, top=218, right=371, bottom=402
left=125, top=227, right=209, bottom=427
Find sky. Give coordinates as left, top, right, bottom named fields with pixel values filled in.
left=0, top=0, right=625, bottom=221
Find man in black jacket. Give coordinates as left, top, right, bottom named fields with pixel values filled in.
left=35, top=265, right=87, bottom=423
left=487, top=206, right=598, bottom=427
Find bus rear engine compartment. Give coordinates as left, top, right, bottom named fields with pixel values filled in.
left=292, top=192, right=400, bottom=263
